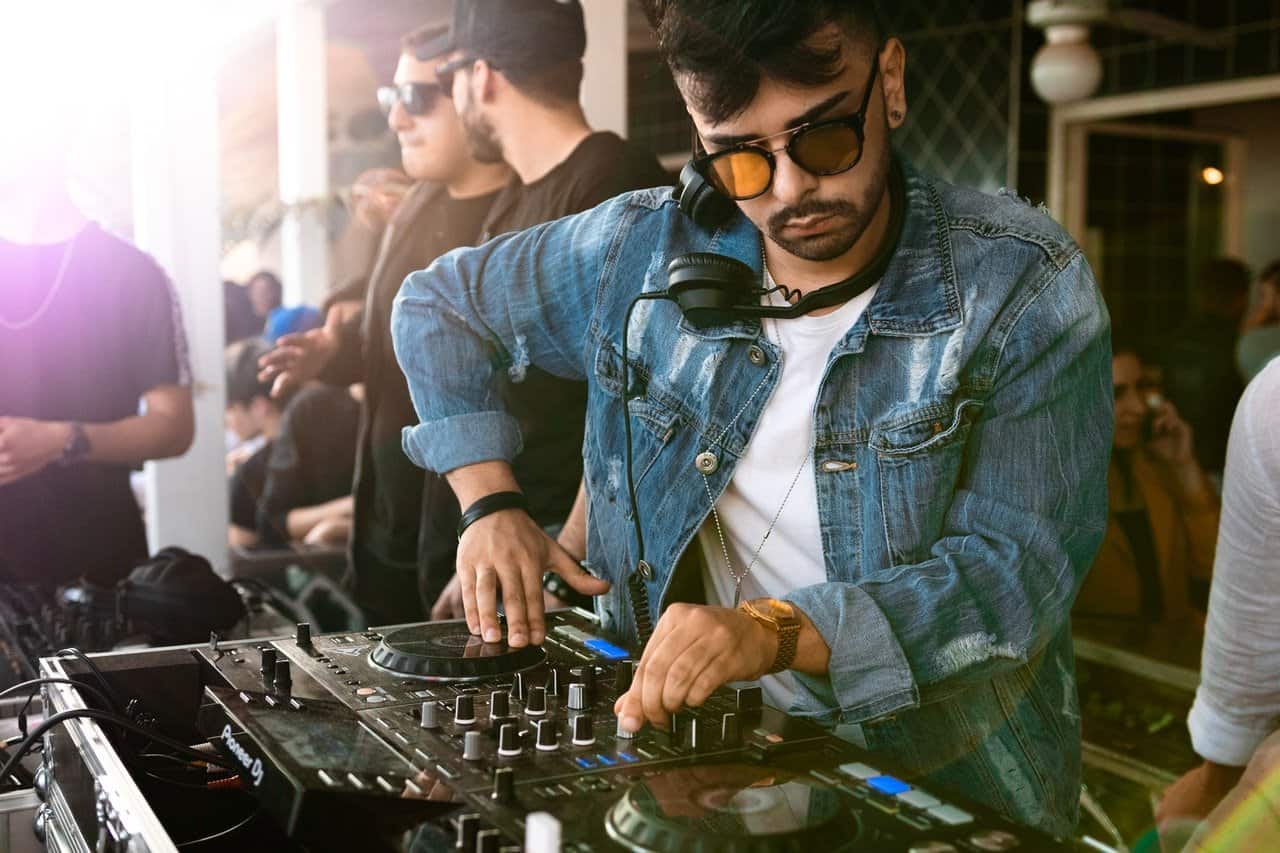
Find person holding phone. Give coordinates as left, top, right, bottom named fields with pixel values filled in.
left=1073, top=338, right=1220, bottom=663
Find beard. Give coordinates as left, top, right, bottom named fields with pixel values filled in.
left=459, top=101, right=504, bottom=165
left=764, top=141, right=891, bottom=263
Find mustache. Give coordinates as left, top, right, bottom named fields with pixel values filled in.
left=767, top=198, right=858, bottom=233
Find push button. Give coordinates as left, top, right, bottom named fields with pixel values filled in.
left=694, top=451, right=719, bottom=474
left=747, top=345, right=767, bottom=366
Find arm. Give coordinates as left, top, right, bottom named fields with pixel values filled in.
left=287, top=495, right=354, bottom=541
left=782, top=251, right=1112, bottom=723
left=392, top=200, right=633, bottom=646
left=0, top=385, right=193, bottom=485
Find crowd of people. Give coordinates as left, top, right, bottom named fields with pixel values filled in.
left=3, top=0, right=1279, bottom=848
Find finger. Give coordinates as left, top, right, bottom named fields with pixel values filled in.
left=519, top=563, right=546, bottom=645
left=549, top=549, right=611, bottom=595
left=686, top=653, right=729, bottom=707
left=474, top=567, right=501, bottom=643
left=500, top=565, right=530, bottom=648
left=661, top=644, right=715, bottom=713
left=637, top=630, right=683, bottom=727
left=458, top=568, right=480, bottom=634
left=269, top=373, right=297, bottom=401
left=430, top=593, right=449, bottom=621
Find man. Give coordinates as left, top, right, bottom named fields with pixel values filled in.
left=423, top=0, right=670, bottom=618
left=257, top=23, right=513, bottom=623
left=225, top=339, right=359, bottom=550
left=393, top=0, right=1110, bottom=836
left=1238, top=259, right=1280, bottom=382
left=0, top=89, right=194, bottom=594
left=1156, top=356, right=1280, bottom=849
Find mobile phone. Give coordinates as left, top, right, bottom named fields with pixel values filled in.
left=1141, top=392, right=1163, bottom=443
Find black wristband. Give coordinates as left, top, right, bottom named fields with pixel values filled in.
left=456, top=491, right=529, bottom=540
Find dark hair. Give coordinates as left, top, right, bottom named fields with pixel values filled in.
left=1196, top=257, right=1251, bottom=300
left=223, top=280, right=261, bottom=344
left=502, top=59, right=584, bottom=106
left=640, top=0, right=884, bottom=123
left=1260, top=258, right=1280, bottom=284
left=224, top=338, right=276, bottom=408
left=401, top=23, right=449, bottom=58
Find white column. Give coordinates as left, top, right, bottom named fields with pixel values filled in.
left=129, top=8, right=229, bottom=572
left=581, top=0, right=629, bottom=137
left=277, top=1, right=331, bottom=307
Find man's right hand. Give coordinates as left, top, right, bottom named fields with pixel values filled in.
left=1156, top=759, right=1244, bottom=833
left=257, top=326, right=339, bottom=400
left=454, top=509, right=610, bottom=648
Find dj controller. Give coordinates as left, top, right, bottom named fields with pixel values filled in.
left=172, top=610, right=1067, bottom=852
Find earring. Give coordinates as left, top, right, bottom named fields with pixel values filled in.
left=891, top=110, right=904, bottom=121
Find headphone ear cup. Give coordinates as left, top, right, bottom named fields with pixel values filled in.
left=666, top=252, right=755, bottom=328
left=675, top=161, right=735, bottom=230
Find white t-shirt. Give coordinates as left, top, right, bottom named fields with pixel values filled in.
left=699, top=275, right=878, bottom=709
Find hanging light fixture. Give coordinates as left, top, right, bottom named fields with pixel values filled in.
left=1027, top=0, right=1108, bottom=104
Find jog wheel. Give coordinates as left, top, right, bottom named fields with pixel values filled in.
left=369, top=624, right=545, bottom=680
left=604, top=762, right=861, bottom=852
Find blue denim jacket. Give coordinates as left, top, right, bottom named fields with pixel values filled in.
left=393, top=163, right=1112, bottom=837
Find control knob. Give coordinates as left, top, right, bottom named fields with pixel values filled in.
left=491, top=767, right=515, bottom=804
left=614, top=660, right=635, bottom=696
left=525, top=685, right=547, bottom=716
left=509, top=671, right=527, bottom=701
left=535, top=719, right=559, bottom=751
left=420, top=701, right=440, bottom=730
left=454, top=695, right=477, bottom=726
left=489, top=690, right=510, bottom=719
left=462, top=730, right=485, bottom=762
left=567, top=683, right=587, bottom=711
left=497, top=722, right=522, bottom=757
left=455, top=814, right=480, bottom=852
left=259, top=647, right=277, bottom=684
left=273, top=660, right=292, bottom=693
left=571, top=714, right=595, bottom=746
left=295, top=622, right=312, bottom=647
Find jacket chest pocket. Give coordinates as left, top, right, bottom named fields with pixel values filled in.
left=592, top=342, right=684, bottom=495
left=871, top=398, right=982, bottom=565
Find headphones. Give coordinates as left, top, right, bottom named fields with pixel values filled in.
left=666, top=156, right=907, bottom=329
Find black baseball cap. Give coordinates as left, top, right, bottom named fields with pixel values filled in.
left=422, top=0, right=586, bottom=72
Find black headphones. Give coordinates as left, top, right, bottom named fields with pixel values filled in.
left=666, top=156, right=907, bottom=328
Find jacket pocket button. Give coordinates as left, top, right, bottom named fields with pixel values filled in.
left=695, top=451, right=719, bottom=474
left=747, top=345, right=767, bottom=366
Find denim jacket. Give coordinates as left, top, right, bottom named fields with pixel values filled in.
left=393, top=163, right=1112, bottom=837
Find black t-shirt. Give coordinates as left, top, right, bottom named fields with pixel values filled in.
left=229, top=442, right=271, bottom=532
left=0, top=224, right=188, bottom=587
left=257, top=385, right=361, bottom=548
left=476, top=132, right=671, bottom=528
left=349, top=185, right=499, bottom=573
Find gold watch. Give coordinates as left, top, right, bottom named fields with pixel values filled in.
left=738, top=598, right=801, bottom=674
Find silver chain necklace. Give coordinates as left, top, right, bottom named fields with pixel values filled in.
left=0, top=233, right=79, bottom=332
left=701, top=251, right=814, bottom=607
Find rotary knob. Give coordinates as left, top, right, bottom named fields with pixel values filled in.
left=570, top=666, right=596, bottom=697
left=489, top=690, right=510, bottom=719
left=545, top=665, right=564, bottom=696
left=525, top=686, right=547, bottom=716
left=572, top=714, right=595, bottom=747
left=491, top=768, right=515, bottom=804
left=535, top=719, right=559, bottom=751
left=510, top=672, right=527, bottom=701
left=462, top=730, right=485, bottom=762
left=259, top=647, right=277, bottom=683
left=477, top=829, right=502, bottom=853
left=295, top=622, right=312, bottom=647
left=455, top=695, right=477, bottom=726
left=721, top=712, right=741, bottom=747
left=420, top=701, right=440, bottom=730
left=497, top=722, right=522, bottom=757
left=273, top=660, right=292, bottom=693
left=567, top=683, right=587, bottom=711
left=614, top=660, right=635, bottom=696
left=455, top=814, right=480, bottom=852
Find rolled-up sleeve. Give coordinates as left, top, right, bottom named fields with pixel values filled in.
left=787, top=251, right=1113, bottom=722
left=391, top=196, right=628, bottom=476
left=1188, top=359, right=1280, bottom=766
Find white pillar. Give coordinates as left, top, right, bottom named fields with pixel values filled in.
left=277, top=2, right=331, bottom=308
left=581, top=0, right=629, bottom=137
left=129, top=8, right=229, bottom=572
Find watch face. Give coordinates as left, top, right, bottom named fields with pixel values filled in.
left=763, top=599, right=796, bottom=623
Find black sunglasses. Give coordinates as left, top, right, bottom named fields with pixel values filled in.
left=433, top=55, right=482, bottom=95
left=694, top=56, right=882, bottom=201
left=376, top=82, right=446, bottom=117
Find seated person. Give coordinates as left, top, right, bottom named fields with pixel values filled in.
left=225, top=339, right=288, bottom=547
left=224, top=339, right=360, bottom=548
left=1073, top=340, right=1220, bottom=664
left=1156, top=356, right=1280, bottom=850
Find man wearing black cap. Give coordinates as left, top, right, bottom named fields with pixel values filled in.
left=421, top=0, right=670, bottom=619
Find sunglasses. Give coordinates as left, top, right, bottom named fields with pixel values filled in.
left=376, top=82, right=446, bottom=117
left=433, top=55, right=481, bottom=95
left=694, top=56, right=881, bottom=201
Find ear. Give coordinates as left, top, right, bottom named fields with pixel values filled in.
left=473, top=59, right=499, bottom=104
left=880, top=38, right=908, bottom=130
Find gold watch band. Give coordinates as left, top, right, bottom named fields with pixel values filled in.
left=739, top=598, right=801, bottom=675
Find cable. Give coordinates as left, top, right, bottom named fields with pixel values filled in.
left=54, top=648, right=125, bottom=712
left=176, top=807, right=261, bottom=847
left=0, top=708, right=233, bottom=783
left=0, top=677, right=114, bottom=711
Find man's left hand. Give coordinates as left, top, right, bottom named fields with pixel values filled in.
left=0, top=418, right=69, bottom=486
left=613, top=603, right=776, bottom=733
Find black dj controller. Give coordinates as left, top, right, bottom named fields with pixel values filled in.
left=191, top=610, right=1067, bottom=852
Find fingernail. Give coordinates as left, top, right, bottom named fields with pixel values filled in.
left=484, top=628, right=500, bottom=642
left=510, top=632, right=525, bottom=646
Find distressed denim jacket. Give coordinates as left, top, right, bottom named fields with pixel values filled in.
left=393, top=163, right=1112, bottom=837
